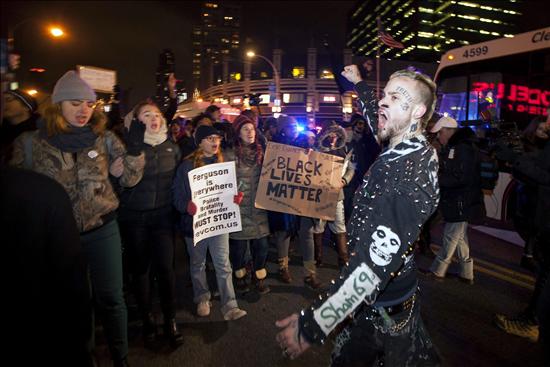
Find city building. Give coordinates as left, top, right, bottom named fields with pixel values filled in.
left=195, top=48, right=366, bottom=125
left=347, top=0, right=523, bottom=62
left=192, top=2, right=242, bottom=91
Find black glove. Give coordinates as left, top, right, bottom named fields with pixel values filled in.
left=125, top=117, right=146, bottom=156
left=494, top=142, right=518, bottom=163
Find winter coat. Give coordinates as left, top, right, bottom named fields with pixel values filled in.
left=512, top=139, right=550, bottom=233
left=316, top=125, right=356, bottom=200
left=10, top=130, right=145, bottom=232
left=172, top=155, right=220, bottom=237
left=438, top=127, right=485, bottom=224
left=118, top=139, right=180, bottom=212
left=225, top=147, right=270, bottom=240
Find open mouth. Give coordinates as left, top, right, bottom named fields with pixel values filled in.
left=76, top=116, right=88, bottom=124
left=151, top=123, right=159, bottom=130
left=378, top=109, right=388, bottom=129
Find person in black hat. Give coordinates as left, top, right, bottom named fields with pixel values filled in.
left=172, top=125, right=248, bottom=321
left=1, top=89, right=39, bottom=162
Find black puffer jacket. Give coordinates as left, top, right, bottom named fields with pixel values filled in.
left=512, top=139, right=550, bottom=232
left=119, top=140, right=180, bottom=211
left=439, top=127, right=485, bottom=223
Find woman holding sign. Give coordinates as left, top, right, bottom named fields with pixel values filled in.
left=226, top=114, right=271, bottom=295
left=172, top=125, right=248, bottom=321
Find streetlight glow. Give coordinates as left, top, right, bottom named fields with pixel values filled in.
left=246, top=51, right=255, bottom=57
left=49, top=27, right=64, bottom=37
left=26, top=89, right=38, bottom=96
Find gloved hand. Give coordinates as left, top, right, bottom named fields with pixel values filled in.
left=125, top=117, right=146, bottom=156
left=187, top=201, right=197, bottom=216
left=234, top=192, right=244, bottom=205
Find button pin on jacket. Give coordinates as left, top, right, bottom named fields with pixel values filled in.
left=448, top=148, right=455, bottom=159
left=88, top=150, right=99, bottom=159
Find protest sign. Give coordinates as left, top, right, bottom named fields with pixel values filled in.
left=188, top=161, right=242, bottom=245
left=255, top=142, right=344, bottom=220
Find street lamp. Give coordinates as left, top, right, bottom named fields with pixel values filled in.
left=49, top=27, right=65, bottom=38
left=246, top=50, right=281, bottom=105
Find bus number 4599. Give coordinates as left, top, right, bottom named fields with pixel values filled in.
left=463, top=45, right=489, bottom=58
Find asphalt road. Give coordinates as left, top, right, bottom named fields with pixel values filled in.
left=95, top=224, right=545, bottom=367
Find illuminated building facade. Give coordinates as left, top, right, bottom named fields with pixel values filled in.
left=196, top=48, right=348, bottom=125
left=347, top=0, right=523, bottom=61
left=192, top=2, right=242, bottom=91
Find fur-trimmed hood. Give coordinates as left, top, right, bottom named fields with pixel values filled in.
left=316, top=125, right=347, bottom=152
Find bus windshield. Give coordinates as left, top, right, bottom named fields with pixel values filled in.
left=436, top=48, right=549, bottom=129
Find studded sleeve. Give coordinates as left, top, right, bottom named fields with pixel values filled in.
left=298, top=167, right=437, bottom=345
left=355, top=81, right=379, bottom=138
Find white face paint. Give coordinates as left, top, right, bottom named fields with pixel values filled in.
left=369, top=225, right=401, bottom=266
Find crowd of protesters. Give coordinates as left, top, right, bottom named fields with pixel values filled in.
left=1, top=65, right=549, bottom=366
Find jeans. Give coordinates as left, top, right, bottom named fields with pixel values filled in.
left=118, top=207, right=176, bottom=320
left=430, top=221, right=474, bottom=280
left=185, top=234, right=239, bottom=314
left=80, top=220, right=128, bottom=362
left=275, top=217, right=315, bottom=263
left=229, top=236, right=269, bottom=276
left=313, top=200, right=347, bottom=234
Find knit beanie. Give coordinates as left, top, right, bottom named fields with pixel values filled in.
left=51, top=71, right=97, bottom=103
left=195, top=125, right=222, bottom=145
left=232, top=114, right=255, bottom=135
left=6, top=89, right=37, bottom=113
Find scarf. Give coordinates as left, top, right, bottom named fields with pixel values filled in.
left=144, top=123, right=168, bottom=147
left=238, top=143, right=259, bottom=166
left=38, top=119, right=97, bottom=153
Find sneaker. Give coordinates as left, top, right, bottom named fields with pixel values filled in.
left=223, top=307, right=247, bottom=321
left=279, top=267, right=292, bottom=284
left=304, top=274, right=322, bottom=290
left=197, top=301, right=211, bottom=317
left=495, top=313, right=539, bottom=342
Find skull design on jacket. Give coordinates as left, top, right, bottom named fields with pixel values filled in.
left=369, top=225, right=401, bottom=266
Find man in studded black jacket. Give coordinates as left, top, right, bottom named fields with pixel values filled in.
left=276, top=66, right=441, bottom=366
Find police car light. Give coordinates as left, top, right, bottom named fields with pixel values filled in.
left=296, top=124, right=305, bottom=132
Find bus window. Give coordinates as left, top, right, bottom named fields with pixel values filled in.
left=470, top=72, right=503, bottom=122
left=437, top=76, right=468, bottom=121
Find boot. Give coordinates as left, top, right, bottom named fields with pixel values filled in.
left=278, top=257, right=292, bottom=283
left=142, top=313, right=156, bottom=348
left=164, top=318, right=184, bottom=348
left=253, top=268, right=271, bottom=295
left=234, top=268, right=250, bottom=294
left=313, top=232, right=324, bottom=267
left=334, top=233, right=349, bottom=269
left=303, top=260, right=322, bottom=289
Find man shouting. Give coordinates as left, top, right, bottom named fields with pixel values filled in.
left=276, top=65, right=441, bottom=366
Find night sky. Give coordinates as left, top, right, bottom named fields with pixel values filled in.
left=2, top=1, right=355, bottom=109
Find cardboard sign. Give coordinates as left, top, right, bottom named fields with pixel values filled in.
left=255, top=142, right=343, bottom=220
left=188, top=162, right=242, bottom=245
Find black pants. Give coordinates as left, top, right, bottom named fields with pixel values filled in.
left=118, top=206, right=176, bottom=320
left=331, top=296, right=440, bottom=367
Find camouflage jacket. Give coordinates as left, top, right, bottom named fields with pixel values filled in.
left=11, top=130, right=145, bottom=232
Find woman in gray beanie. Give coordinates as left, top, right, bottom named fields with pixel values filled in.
left=10, top=70, right=146, bottom=367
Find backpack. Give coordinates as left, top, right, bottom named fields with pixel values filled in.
left=479, top=149, right=499, bottom=191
